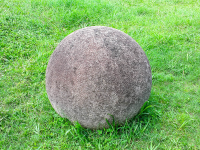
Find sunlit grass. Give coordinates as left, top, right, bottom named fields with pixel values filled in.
left=1, top=0, right=200, bottom=149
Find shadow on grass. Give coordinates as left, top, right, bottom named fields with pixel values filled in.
left=65, top=90, right=162, bottom=145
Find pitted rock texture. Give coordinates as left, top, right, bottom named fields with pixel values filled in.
left=46, top=26, right=152, bottom=129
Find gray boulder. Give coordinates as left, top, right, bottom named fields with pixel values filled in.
left=46, top=26, right=152, bottom=129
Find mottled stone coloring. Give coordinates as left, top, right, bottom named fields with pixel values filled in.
left=46, top=26, right=152, bottom=129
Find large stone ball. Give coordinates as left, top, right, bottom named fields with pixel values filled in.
left=46, top=26, right=152, bottom=129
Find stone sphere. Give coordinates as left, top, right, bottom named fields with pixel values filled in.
left=46, top=26, right=152, bottom=129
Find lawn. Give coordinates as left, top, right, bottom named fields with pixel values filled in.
left=0, top=0, right=200, bottom=149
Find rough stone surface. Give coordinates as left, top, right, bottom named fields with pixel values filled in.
left=46, top=26, right=152, bottom=129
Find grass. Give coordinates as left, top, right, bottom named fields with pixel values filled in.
left=0, top=0, right=200, bottom=149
